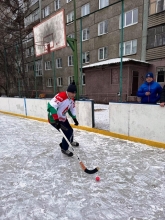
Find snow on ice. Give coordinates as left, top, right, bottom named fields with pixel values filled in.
left=0, top=105, right=165, bottom=219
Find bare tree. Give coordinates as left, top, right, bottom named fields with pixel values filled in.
left=0, top=0, right=32, bottom=97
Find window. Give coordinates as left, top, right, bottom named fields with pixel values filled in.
left=82, top=52, right=90, bottom=63
left=29, top=63, right=34, bottom=71
left=99, top=0, right=109, bottom=9
left=25, top=46, right=34, bottom=57
left=29, top=0, right=38, bottom=6
left=98, top=47, right=108, bottom=60
left=67, top=11, right=74, bottom=23
left=119, top=8, right=138, bottom=28
left=82, top=74, right=85, bottom=85
left=81, top=3, right=90, bottom=16
left=67, top=33, right=75, bottom=46
left=119, top=39, right=137, bottom=56
left=98, top=20, right=108, bottom=35
left=68, top=76, right=74, bottom=85
left=24, top=15, right=32, bottom=27
left=33, top=9, right=39, bottom=21
left=42, top=6, right=50, bottom=18
left=147, top=25, right=165, bottom=49
left=35, top=60, right=42, bottom=76
left=157, top=67, right=165, bottom=82
left=57, top=77, right=63, bottom=86
left=56, top=58, right=62, bottom=68
left=47, top=78, right=53, bottom=87
left=24, top=32, right=33, bottom=43
left=54, top=0, right=60, bottom=11
left=149, top=0, right=165, bottom=15
left=68, top=55, right=73, bottom=66
left=24, top=9, right=39, bottom=27
left=45, top=61, right=52, bottom=70
left=82, top=28, right=89, bottom=41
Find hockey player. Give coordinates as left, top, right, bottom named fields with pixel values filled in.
left=47, top=81, right=79, bottom=157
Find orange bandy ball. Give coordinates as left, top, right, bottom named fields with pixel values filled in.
left=95, top=176, right=100, bottom=181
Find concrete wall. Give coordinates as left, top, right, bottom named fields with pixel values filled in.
left=109, top=103, right=165, bottom=143
left=0, top=97, right=94, bottom=128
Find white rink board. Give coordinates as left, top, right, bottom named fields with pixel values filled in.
left=67, top=100, right=94, bottom=127
left=0, top=98, right=94, bottom=128
left=1, top=98, right=165, bottom=143
left=77, top=100, right=93, bottom=127
left=109, top=103, right=130, bottom=136
left=0, top=98, right=25, bottom=115
left=129, top=104, right=165, bottom=143
left=109, top=103, right=165, bottom=143
left=0, top=97, right=9, bottom=111
left=25, top=99, right=48, bottom=119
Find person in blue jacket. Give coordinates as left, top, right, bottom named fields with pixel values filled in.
left=160, top=85, right=165, bottom=107
left=137, top=72, right=162, bottom=104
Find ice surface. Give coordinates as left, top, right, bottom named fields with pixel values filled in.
left=0, top=105, right=165, bottom=219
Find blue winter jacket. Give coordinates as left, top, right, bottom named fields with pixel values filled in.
left=137, top=81, right=162, bottom=104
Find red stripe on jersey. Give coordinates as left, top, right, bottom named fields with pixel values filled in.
left=55, top=91, right=68, bottom=102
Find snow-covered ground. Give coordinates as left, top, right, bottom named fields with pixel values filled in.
left=0, top=106, right=165, bottom=220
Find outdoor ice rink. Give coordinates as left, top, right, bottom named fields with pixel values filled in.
left=0, top=112, right=165, bottom=220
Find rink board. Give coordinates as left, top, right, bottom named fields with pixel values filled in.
left=0, top=97, right=94, bottom=128
left=0, top=97, right=165, bottom=145
left=109, top=103, right=165, bottom=144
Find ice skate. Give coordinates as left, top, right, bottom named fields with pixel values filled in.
left=61, top=149, right=73, bottom=157
left=59, top=143, right=73, bottom=157
left=71, top=141, right=79, bottom=147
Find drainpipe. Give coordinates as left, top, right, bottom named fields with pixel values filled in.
left=38, top=0, right=44, bottom=96
left=119, top=0, right=124, bottom=102
left=141, top=0, right=149, bottom=61
left=80, top=17, right=83, bottom=97
left=52, top=51, right=56, bottom=94
left=73, top=0, right=79, bottom=99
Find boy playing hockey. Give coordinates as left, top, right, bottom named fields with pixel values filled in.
left=47, top=81, right=79, bottom=157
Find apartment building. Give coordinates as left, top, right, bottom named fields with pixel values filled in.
left=22, top=0, right=165, bottom=102
left=147, top=0, right=165, bottom=88
left=80, top=0, right=149, bottom=102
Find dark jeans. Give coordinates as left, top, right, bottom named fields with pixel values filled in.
left=50, top=119, right=73, bottom=151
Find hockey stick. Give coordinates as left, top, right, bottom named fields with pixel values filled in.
left=59, top=128, right=99, bottom=174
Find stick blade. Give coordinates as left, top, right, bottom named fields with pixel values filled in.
left=80, top=161, right=99, bottom=174
left=84, top=167, right=99, bottom=174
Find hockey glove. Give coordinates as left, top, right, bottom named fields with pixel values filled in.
left=73, top=118, right=79, bottom=126
left=54, top=119, right=61, bottom=130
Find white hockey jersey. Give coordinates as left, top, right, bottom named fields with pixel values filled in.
left=47, top=91, right=76, bottom=122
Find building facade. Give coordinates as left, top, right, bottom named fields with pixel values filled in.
left=147, top=0, right=165, bottom=88
left=3, top=0, right=164, bottom=103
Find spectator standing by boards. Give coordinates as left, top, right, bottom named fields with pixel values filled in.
left=137, top=72, right=162, bottom=104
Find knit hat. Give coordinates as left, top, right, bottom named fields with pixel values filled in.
left=67, top=81, right=77, bottom=93
left=146, top=72, right=153, bottom=78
